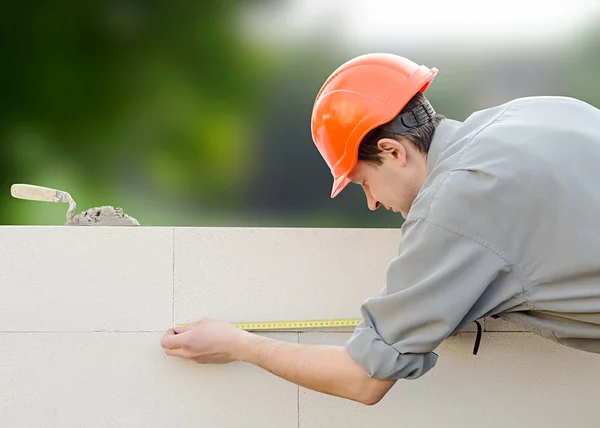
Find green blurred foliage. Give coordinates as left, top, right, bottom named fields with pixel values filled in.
left=1, top=0, right=274, bottom=226
left=1, top=2, right=599, bottom=227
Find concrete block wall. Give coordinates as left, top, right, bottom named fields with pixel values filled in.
left=1, top=226, right=599, bottom=427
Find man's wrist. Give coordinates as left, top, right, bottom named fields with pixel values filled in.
left=233, top=329, right=263, bottom=363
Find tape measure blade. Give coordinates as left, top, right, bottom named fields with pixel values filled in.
left=233, top=318, right=361, bottom=331
left=174, top=318, right=361, bottom=331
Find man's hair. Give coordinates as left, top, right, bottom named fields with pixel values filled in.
left=357, top=92, right=445, bottom=165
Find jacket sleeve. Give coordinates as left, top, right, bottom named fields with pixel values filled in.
left=345, top=217, right=512, bottom=380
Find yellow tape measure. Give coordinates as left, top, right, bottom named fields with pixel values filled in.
left=175, top=318, right=361, bottom=331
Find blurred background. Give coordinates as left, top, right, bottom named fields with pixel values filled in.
left=2, top=0, right=599, bottom=227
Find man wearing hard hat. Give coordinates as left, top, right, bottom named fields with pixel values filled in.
left=161, top=53, right=600, bottom=405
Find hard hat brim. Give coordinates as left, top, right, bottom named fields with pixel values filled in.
left=331, top=174, right=351, bottom=198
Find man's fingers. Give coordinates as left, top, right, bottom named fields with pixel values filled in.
left=164, top=347, right=189, bottom=358
left=161, top=329, right=190, bottom=349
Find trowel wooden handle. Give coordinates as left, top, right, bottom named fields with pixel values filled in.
left=11, top=184, right=64, bottom=202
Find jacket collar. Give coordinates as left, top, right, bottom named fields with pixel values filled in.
left=426, top=119, right=463, bottom=174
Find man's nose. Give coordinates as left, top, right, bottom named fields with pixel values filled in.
left=365, top=192, right=380, bottom=211
left=368, top=201, right=380, bottom=211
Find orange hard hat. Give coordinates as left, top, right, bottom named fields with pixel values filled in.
left=310, top=53, right=438, bottom=198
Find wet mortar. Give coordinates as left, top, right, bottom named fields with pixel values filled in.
left=66, top=206, right=140, bottom=226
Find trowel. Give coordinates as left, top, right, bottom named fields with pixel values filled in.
left=11, top=183, right=76, bottom=222
left=10, top=183, right=140, bottom=226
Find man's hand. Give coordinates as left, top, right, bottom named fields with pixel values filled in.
left=160, top=317, right=396, bottom=405
left=160, top=318, right=250, bottom=364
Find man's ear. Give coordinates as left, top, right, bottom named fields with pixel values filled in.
left=377, top=138, right=407, bottom=166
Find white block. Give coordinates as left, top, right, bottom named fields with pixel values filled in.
left=174, top=228, right=402, bottom=324
left=298, top=332, right=600, bottom=427
left=0, top=332, right=298, bottom=428
left=0, top=227, right=173, bottom=331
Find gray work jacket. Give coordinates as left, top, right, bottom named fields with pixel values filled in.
left=345, top=96, right=600, bottom=380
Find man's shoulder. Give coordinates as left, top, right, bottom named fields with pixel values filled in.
left=459, top=95, right=598, bottom=139
left=408, top=95, right=600, bottom=243
left=428, top=95, right=600, bottom=178
left=454, top=95, right=595, bottom=134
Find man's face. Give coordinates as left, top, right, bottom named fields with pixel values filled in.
left=347, top=138, right=428, bottom=219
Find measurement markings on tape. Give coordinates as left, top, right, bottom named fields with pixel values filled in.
left=175, top=318, right=361, bottom=331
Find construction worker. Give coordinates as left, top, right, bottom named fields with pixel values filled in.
left=161, top=53, right=600, bottom=405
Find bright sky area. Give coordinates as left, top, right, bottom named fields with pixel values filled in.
left=243, top=0, right=600, bottom=49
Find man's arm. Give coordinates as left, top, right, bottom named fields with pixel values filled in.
left=160, top=318, right=396, bottom=405
left=239, top=332, right=396, bottom=405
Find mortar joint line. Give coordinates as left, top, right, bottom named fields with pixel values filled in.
left=172, top=227, right=175, bottom=325
left=297, top=332, right=300, bottom=428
